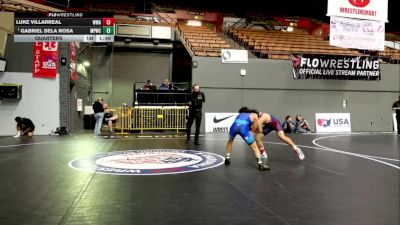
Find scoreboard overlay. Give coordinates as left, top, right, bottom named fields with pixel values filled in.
left=14, top=12, right=115, bottom=42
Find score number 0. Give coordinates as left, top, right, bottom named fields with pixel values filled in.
left=102, top=18, right=115, bottom=35
left=103, top=18, right=115, bottom=26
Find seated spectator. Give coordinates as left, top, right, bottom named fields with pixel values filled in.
left=282, top=115, right=295, bottom=134
left=295, top=114, right=313, bottom=133
left=14, top=116, right=35, bottom=137
left=159, top=79, right=173, bottom=91
left=142, top=80, right=157, bottom=90
left=103, top=104, right=118, bottom=133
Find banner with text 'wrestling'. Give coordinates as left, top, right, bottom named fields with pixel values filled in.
left=291, top=54, right=380, bottom=80
left=327, top=0, right=388, bottom=22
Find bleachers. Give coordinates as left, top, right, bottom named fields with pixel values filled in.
left=227, top=28, right=361, bottom=59
left=378, top=47, right=400, bottom=63
left=177, top=24, right=231, bottom=57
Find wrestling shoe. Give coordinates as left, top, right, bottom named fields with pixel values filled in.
left=260, top=151, right=268, bottom=159
left=224, top=157, right=231, bottom=165
left=293, top=146, right=305, bottom=160
left=258, top=162, right=270, bottom=171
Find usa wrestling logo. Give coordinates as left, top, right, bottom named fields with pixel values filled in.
left=68, top=149, right=225, bottom=175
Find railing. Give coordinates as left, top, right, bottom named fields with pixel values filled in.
left=148, top=2, right=177, bottom=25
left=133, top=81, right=191, bottom=106
left=134, top=91, right=191, bottom=106
left=112, top=106, right=189, bottom=133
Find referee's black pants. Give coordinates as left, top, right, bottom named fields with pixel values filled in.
left=186, top=110, right=202, bottom=142
left=397, top=114, right=400, bottom=135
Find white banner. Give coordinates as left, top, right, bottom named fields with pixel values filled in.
left=327, top=0, right=388, bottom=22
left=330, top=16, right=385, bottom=51
left=205, top=113, right=238, bottom=133
left=77, top=99, right=83, bottom=112
left=315, top=113, right=351, bottom=133
left=221, top=49, right=248, bottom=64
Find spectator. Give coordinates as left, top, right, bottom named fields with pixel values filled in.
left=103, top=104, right=118, bottom=133
left=392, top=95, right=400, bottom=136
left=282, top=115, right=295, bottom=134
left=14, top=116, right=35, bottom=137
left=295, top=114, right=313, bottom=133
left=93, top=97, right=104, bottom=135
left=143, top=80, right=157, bottom=90
left=159, top=79, right=172, bottom=91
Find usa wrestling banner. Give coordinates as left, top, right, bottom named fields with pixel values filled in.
left=291, top=54, right=380, bottom=80
left=32, top=42, right=58, bottom=79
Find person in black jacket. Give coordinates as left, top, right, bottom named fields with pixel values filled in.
left=186, top=84, right=205, bottom=145
left=392, top=95, right=400, bottom=136
left=14, top=116, right=35, bottom=137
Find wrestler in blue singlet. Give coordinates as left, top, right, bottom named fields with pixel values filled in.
left=229, top=113, right=255, bottom=145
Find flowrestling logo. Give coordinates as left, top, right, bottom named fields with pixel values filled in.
left=291, top=54, right=380, bottom=80
left=69, top=149, right=225, bottom=175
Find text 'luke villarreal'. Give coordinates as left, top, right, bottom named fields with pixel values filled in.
left=16, top=19, right=63, bottom=25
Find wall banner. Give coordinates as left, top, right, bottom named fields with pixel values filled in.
left=315, top=113, right=351, bottom=133
left=221, top=49, right=248, bottom=64
left=291, top=54, right=380, bottom=80
left=32, top=42, right=58, bottom=79
left=327, top=0, right=388, bottom=22
left=69, top=42, right=77, bottom=81
left=205, top=113, right=238, bottom=133
left=330, top=16, right=385, bottom=51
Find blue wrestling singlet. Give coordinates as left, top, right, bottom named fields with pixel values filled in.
left=229, top=113, right=255, bottom=145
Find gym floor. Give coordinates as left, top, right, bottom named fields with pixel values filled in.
left=0, top=132, right=398, bottom=225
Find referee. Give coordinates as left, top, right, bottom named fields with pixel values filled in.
left=186, top=84, right=205, bottom=145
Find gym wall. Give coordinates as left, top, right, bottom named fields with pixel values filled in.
left=192, top=56, right=400, bottom=132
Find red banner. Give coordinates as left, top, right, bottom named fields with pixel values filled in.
left=69, top=42, right=77, bottom=81
left=33, top=42, right=58, bottom=79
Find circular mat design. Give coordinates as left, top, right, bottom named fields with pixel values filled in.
left=69, top=149, right=225, bottom=175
